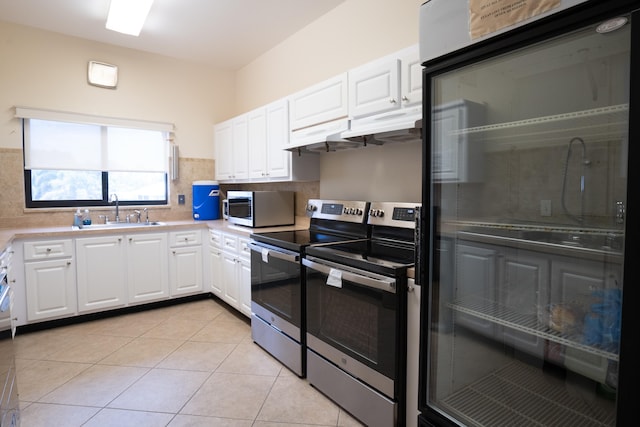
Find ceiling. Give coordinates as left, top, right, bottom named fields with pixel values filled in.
left=0, top=0, right=345, bottom=70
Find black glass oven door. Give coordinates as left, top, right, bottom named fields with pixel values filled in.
left=303, top=256, right=400, bottom=397
left=250, top=242, right=302, bottom=340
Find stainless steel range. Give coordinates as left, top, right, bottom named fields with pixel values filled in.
left=303, top=201, right=419, bottom=427
left=249, top=199, right=370, bottom=377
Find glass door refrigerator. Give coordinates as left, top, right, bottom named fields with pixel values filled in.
left=417, top=0, right=639, bottom=426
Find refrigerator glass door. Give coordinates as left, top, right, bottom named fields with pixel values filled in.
left=426, top=16, right=629, bottom=427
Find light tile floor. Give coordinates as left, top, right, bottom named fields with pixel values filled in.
left=15, top=298, right=365, bottom=427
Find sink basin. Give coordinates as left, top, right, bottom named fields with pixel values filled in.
left=73, top=221, right=166, bottom=230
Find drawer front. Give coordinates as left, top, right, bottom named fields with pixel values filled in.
left=238, top=237, right=251, bottom=259
left=169, top=230, right=202, bottom=247
left=222, top=234, right=238, bottom=252
left=24, top=239, right=73, bottom=260
left=209, top=230, right=223, bottom=248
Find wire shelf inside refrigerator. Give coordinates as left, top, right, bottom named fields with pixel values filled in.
left=439, top=360, right=616, bottom=427
left=447, top=296, right=619, bottom=361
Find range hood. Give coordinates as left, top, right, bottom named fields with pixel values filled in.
left=287, top=117, right=380, bottom=154
left=340, top=105, right=422, bottom=145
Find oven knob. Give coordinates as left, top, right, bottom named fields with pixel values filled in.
left=306, top=204, right=317, bottom=212
left=347, top=207, right=354, bottom=214
left=377, top=210, right=385, bottom=217
left=356, top=208, right=363, bottom=215
left=369, top=209, right=377, bottom=217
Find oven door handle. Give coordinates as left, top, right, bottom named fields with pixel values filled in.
left=249, top=242, right=299, bottom=263
left=302, top=258, right=396, bottom=293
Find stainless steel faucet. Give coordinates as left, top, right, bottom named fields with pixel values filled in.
left=109, top=194, right=120, bottom=223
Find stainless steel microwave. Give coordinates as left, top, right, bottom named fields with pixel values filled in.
left=226, top=191, right=295, bottom=228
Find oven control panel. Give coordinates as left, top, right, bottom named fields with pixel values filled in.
left=368, top=202, right=421, bottom=229
left=306, top=199, right=370, bottom=223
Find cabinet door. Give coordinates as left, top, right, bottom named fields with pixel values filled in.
left=221, top=251, right=240, bottom=309
left=208, top=246, right=223, bottom=297
left=265, top=99, right=291, bottom=180
left=214, top=120, right=233, bottom=181
left=550, top=257, right=621, bottom=383
left=349, top=57, right=400, bottom=119
left=127, top=233, right=169, bottom=304
left=25, top=258, right=76, bottom=321
left=239, top=256, right=252, bottom=318
left=76, top=236, right=127, bottom=313
left=399, top=45, right=422, bottom=107
left=497, top=249, right=549, bottom=357
left=454, top=244, right=496, bottom=337
left=232, top=115, right=249, bottom=180
left=169, top=246, right=203, bottom=296
left=289, top=73, right=348, bottom=131
left=248, top=107, right=268, bottom=179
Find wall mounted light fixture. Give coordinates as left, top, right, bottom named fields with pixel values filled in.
left=87, top=61, right=118, bottom=89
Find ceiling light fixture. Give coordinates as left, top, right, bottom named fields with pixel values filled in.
left=106, top=0, right=154, bottom=36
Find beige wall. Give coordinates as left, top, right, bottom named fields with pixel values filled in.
left=235, top=0, right=423, bottom=112
left=0, top=0, right=426, bottom=226
left=235, top=0, right=424, bottom=203
left=0, top=21, right=235, bottom=158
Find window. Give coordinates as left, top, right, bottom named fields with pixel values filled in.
left=18, top=108, right=173, bottom=208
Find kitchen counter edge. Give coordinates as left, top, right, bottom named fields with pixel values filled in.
left=0, top=217, right=311, bottom=252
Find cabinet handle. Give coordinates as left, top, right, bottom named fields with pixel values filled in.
left=172, top=250, right=176, bottom=255
left=389, top=98, right=397, bottom=104
left=402, top=96, right=409, bottom=102
left=46, top=248, right=52, bottom=252
left=66, top=261, right=71, bottom=266
left=129, top=238, right=133, bottom=243
left=118, top=238, right=122, bottom=242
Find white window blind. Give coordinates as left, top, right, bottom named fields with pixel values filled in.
left=17, top=107, right=174, bottom=173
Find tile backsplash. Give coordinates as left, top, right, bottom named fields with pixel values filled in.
left=0, top=148, right=319, bottom=228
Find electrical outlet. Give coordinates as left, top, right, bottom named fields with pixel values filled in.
left=540, top=200, right=552, bottom=216
left=178, top=194, right=185, bottom=205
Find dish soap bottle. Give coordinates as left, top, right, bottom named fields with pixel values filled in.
left=73, top=209, right=83, bottom=228
left=82, top=209, right=92, bottom=225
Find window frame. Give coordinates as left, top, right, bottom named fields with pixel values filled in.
left=20, top=111, right=172, bottom=209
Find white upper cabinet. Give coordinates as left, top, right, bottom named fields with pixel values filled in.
left=399, top=45, right=422, bottom=108
left=217, top=99, right=319, bottom=183
left=289, top=73, right=348, bottom=131
left=214, top=119, right=233, bottom=181
left=264, top=100, right=291, bottom=179
left=349, top=56, right=400, bottom=119
left=348, top=45, right=421, bottom=120
left=248, top=106, right=268, bottom=180
left=288, top=73, right=349, bottom=148
left=214, top=115, right=249, bottom=182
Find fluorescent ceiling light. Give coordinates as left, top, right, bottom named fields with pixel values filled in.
left=106, top=0, right=154, bottom=36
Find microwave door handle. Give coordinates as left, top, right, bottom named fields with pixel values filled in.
left=249, top=242, right=299, bottom=263
left=302, top=258, right=396, bottom=293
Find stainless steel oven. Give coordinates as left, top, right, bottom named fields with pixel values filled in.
left=304, top=201, right=419, bottom=427
left=250, top=199, right=370, bottom=377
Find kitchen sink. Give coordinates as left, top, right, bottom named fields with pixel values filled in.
left=459, top=226, right=624, bottom=252
left=72, top=221, right=166, bottom=230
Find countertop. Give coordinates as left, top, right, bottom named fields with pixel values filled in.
left=0, top=217, right=310, bottom=253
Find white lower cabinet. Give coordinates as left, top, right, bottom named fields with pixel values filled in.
left=210, top=231, right=251, bottom=317
left=238, top=237, right=251, bottom=317
left=76, top=235, right=127, bottom=313
left=169, top=230, right=203, bottom=297
left=24, top=239, right=77, bottom=321
left=127, top=233, right=169, bottom=304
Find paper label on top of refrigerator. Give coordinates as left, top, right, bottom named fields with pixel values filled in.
left=326, top=268, right=343, bottom=288
left=469, top=0, right=560, bottom=39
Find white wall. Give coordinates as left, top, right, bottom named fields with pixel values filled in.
left=0, top=21, right=235, bottom=159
